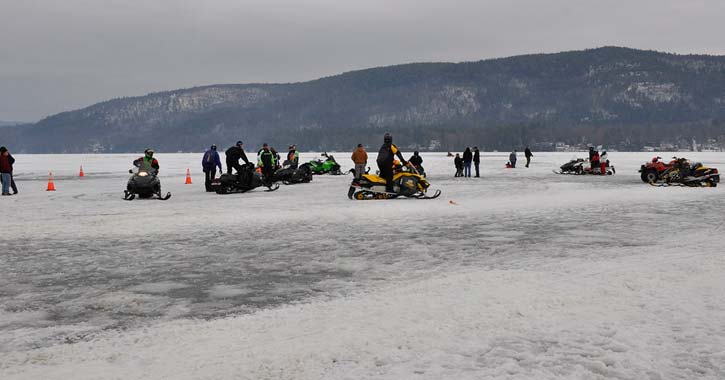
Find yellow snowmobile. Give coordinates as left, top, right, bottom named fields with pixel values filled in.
left=347, top=164, right=441, bottom=200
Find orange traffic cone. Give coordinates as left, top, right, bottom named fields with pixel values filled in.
left=46, top=172, right=56, bottom=191
left=185, top=168, right=192, bottom=184
left=79, top=165, right=85, bottom=177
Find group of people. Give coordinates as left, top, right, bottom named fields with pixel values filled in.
left=0, top=146, right=18, bottom=195
left=200, top=141, right=300, bottom=191
left=350, top=134, right=427, bottom=193
left=505, top=147, right=534, bottom=169
left=453, top=147, right=481, bottom=177
left=588, top=147, right=609, bottom=175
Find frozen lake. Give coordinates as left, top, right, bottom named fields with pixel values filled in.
left=1, top=151, right=724, bottom=379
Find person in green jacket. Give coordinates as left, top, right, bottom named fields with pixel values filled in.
left=133, top=148, right=160, bottom=172
left=257, top=143, right=276, bottom=183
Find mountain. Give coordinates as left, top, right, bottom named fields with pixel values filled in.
left=6, top=47, right=725, bottom=153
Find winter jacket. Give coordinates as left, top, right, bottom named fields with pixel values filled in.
left=351, top=147, right=368, bottom=164
left=409, top=154, right=423, bottom=167
left=202, top=149, right=222, bottom=171
left=225, top=146, right=250, bottom=165
left=287, top=149, right=299, bottom=166
left=0, top=154, right=14, bottom=173
left=525, top=148, right=533, bottom=158
left=376, top=143, right=405, bottom=168
left=473, top=149, right=480, bottom=163
left=258, top=148, right=275, bottom=168
left=454, top=156, right=463, bottom=168
left=463, top=149, right=473, bottom=163
left=134, top=156, right=159, bottom=171
left=509, top=152, right=517, bottom=163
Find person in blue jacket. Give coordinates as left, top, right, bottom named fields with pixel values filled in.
left=202, top=144, right=223, bottom=191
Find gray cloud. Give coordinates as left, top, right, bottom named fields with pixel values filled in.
left=1, top=0, right=724, bottom=121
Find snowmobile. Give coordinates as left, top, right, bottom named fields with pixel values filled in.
left=553, top=158, right=615, bottom=175
left=639, top=156, right=675, bottom=183
left=347, top=164, right=441, bottom=200
left=307, top=152, right=343, bottom=175
left=211, top=163, right=280, bottom=194
left=272, top=160, right=313, bottom=185
left=124, top=167, right=171, bottom=200
left=650, top=157, right=719, bottom=187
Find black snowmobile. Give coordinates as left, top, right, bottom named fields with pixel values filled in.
left=211, top=163, right=280, bottom=194
left=554, top=158, right=615, bottom=175
left=348, top=164, right=441, bottom=200
left=124, top=167, right=171, bottom=200
left=272, top=160, right=313, bottom=185
left=650, top=157, right=719, bottom=187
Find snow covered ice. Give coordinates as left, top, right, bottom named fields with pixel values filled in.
left=1, top=152, right=724, bottom=379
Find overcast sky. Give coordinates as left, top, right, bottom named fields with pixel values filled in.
left=1, top=0, right=724, bottom=122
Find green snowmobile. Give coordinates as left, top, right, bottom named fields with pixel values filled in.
left=307, top=152, right=343, bottom=175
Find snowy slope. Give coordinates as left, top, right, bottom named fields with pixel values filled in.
left=1, top=152, right=724, bottom=379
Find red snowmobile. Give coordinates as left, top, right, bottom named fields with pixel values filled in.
left=639, top=156, right=675, bottom=183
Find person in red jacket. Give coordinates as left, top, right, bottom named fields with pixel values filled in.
left=0, top=146, right=15, bottom=195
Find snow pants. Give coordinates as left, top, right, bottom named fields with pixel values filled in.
left=204, top=168, right=216, bottom=191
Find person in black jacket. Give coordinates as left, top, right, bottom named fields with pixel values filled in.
left=454, top=153, right=463, bottom=177
left=462, top=147, right=473, bottom=177
left=473, top=146, right=481, bottom=177
left=409, top=151, right=422, bottom=167
left=524, top=146, right=533, bottom=168
left=376, top=133, right=406, bottom=193
left=225, top=141, right=250, bottom=174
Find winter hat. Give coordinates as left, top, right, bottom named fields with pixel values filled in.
left=236, top=141, right=243, bottom=146
left=211, top=144, right=217, bottom=150
left=0, top=146, right=6, bottom=153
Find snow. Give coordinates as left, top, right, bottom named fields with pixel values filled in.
left=1, top=152, right=724, bottom=379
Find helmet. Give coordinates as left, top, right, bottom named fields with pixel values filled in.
left=383, top=133, right=392, bottom=144
left=236, top=140, right=243, bottom=146
left=289, top=145, right=294, bottom=150
left=144, top=148, right=154, bottom=156
left=211, top=144, right=217, bottom=150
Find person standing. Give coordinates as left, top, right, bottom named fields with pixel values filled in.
left=351, top=144, right=368, bottom=180
left=0, top=146, right=15, bottom=196
left=509, top=150, right=517, bottom=168
left=270, top=147, right=281, bottom=170
left=376, top=133, right=406, bottom=193
left=257, top=143, right=276, bottom=183
left=225, top=141, right=250, bottom=174
left=590, top=149, right=600, bottom=174
left=454, top=153, right=463, bottom=177
left=600, top=151, right=609, bottom=175
left=462, top=147, right=473, bottom=177
left=287, top=145, right=299, bottom=168
left=202, top=144, right=222, bottom=192
left=524, top=146, right=533, bottom=168
left=473, top=147, right=481, bottom=177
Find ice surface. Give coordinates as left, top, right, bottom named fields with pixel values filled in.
left=1, top=152, right=724, bottom=379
